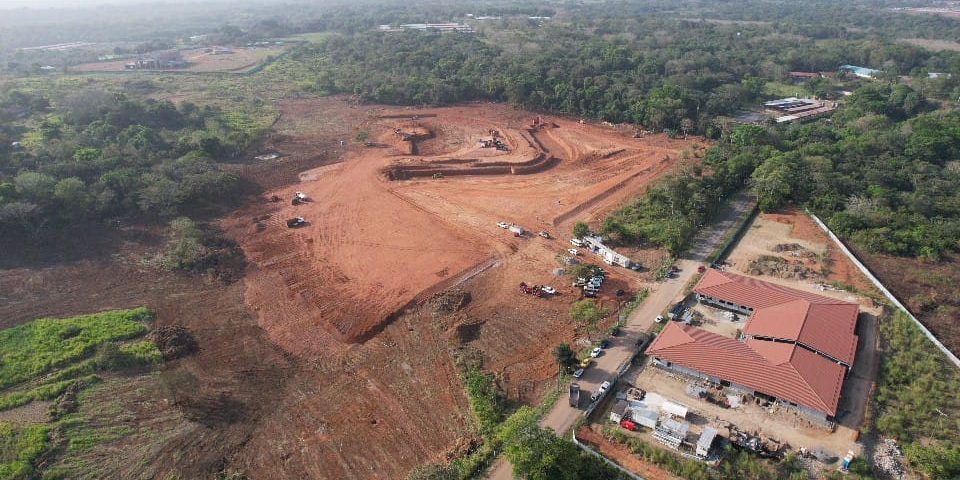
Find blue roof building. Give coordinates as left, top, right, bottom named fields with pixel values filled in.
left=840, top=65, right=882, bottom=79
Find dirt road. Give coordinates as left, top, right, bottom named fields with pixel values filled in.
left=488, top=192, right=755, bottom=480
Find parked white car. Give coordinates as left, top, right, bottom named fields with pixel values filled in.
left=497, top=222, right=510, bottom=229
left=572, top=368, right=584, bottom=378
left=541, top=286, right=557, bottom=295
left=590, top=347, right=602, bottom=358
left=568, top=248, right=579, bottom=256
left=570, top=238, right=585, bottom=247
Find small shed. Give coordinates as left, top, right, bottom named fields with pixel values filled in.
left=609, top=400, right=629, bottom=423
left=630, top=407, right=659, bottom=430
left=654, top=418, right=689, bottom=449
left=661, top=400, right=689, bottom=419
left=696, top=426, right=718, bottom=458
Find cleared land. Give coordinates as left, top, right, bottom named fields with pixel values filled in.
left=900, top=37, right=960, bottom=52
left=227, top=102, right=699, bottom=353
left=70, top=46, right=287, bottom=73
left=0, top=97, right=694, bottom=479
left=217, top=100, right=696, bottom=478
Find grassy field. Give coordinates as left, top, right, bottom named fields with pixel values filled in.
left=0, top=308, right=152, bottom=390
left=0, top=423, right=50, bottom=479
left=0, top=308, right=163, bottom=478
left=763, top=81, right=808, bottom=98
left=870, top=310, right=960, bottom=477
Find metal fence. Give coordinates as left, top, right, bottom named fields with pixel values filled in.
left=806, top=211, right=960, bottom=369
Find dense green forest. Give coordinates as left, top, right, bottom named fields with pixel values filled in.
left=0, top=87, right=264, bottom=236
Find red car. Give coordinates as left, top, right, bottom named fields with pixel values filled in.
left=620, top=420, right=637, bottom=431
left=697, top=265, right=707, bottom=273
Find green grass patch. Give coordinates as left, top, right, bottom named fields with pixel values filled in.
left=0, top=422, right=50, bottom=480
left=0, top=308, right=152, bottom=390
left=763, top=81, right=808, bottom=98
left=872, top=310, right=960, bottom=477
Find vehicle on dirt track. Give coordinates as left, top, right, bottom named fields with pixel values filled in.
left=497, top=221, right=509, bottom=229
left=590, top=347, right=602, bottom=358
left=570, top=238, right=585, bottom=247
left=568, top=248, right=579, bottom=256
left=569, top=383, right=581, bottom=407
left=286, top=217, right=306, bottom=228
left=541, top=286, right=557, bottom=295
left=539, top=231, right=551, bottom=239
left=573, top=277, right=587, bottom=287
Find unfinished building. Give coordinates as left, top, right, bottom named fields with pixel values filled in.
left=647, top=269, right=859, bottom=422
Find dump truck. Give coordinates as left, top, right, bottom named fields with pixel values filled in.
left=569, top=383, right=581, bottom=408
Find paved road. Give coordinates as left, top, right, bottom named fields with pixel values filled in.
left=487, top=193, right=755, bottom=480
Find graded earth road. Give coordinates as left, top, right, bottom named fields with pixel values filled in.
left=487, top=192, right=755, bottom=480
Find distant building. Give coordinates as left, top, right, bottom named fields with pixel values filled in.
left=377, top=23, right=474, bottom=33
left=840, top=64, right=882, bottom=79
left=788, top=71, right=821, bottom=81
left=764, top=97, right=838, bottom=124
left=125, top=50, right=186, bottom=70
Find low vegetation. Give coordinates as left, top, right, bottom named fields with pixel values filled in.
left=0, top=308, right=164, bottom=478
left=601, top=426, right=820, bottom=480
left=871, top=310, right=960, bottom=478
left=0, top=423, right=50, bottom=479
left=423, top=347, right=621, bottom=480
left=0, top=307, right=152, bottom=390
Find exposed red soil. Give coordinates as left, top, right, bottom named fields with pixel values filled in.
left=227, top=103, right=701, bottom=357
left=575, top=425, right=678, bottom=480
left=0, top=97, right=698, bottom=479
left=0, top=228, right=295, bottom=480
left=760, top=208, right=876, bottom=293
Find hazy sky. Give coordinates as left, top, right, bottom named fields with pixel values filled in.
left=0, top=0, right=243, bottom=9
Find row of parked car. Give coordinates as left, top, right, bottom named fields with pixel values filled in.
left=571, top=339, right=611, bottom=379
left=572, top=268, right=606, bottom=297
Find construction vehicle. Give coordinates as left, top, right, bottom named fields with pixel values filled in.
left=286, top=217, right=306, bottom=228
left=519, top=282, right=544, bottom=297
left=292, top=191, right=309, bottom=205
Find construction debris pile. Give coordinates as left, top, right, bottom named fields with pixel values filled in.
left=747, top=254, right=817, bottom=280
left=872, top=438, right=906, bottom=479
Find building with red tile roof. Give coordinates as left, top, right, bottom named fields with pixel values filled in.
left=648, top=323, right=846, bottom=417
left=694, top=269, right=858, bottom=366
left=646, top=269, right=861, bottom=420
